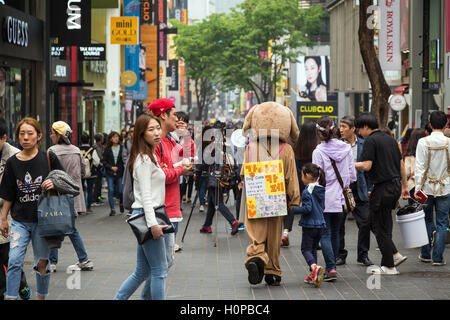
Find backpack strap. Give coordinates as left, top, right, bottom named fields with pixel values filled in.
left=420, top=137, right=450, bottom=196
left=46, top=151, right=52, bottom=171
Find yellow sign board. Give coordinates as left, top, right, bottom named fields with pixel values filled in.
left=111, top=17, right=139, bottom=45
left=244, top=160, right=287, bottom=219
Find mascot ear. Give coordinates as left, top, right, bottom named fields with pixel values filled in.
left=243, top=104, right=258, bottom=135
left=289, top=109, right=300, bottom=142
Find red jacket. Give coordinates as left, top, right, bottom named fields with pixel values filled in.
left=155, top=134, right=194, bottom=219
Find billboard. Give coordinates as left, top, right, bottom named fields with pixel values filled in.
left=296, top=56, right=330, bottom=102
left=296, top=56, right=337, bottom=125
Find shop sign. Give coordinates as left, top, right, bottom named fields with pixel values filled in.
left=3, top=16, right=28, bottom=47
left=110, top=16, right=139, bottom=44
left=50, top=58, right=72, bottom=82
left=389, top=94, right=407, bottom=112
left=0, top=5, right=43, bottom=61
left=78, top=44, right=106, bottom=60
left=297, top=101, right=338, bottom=126
left=50, top=0, right=92, bottom=46
left=140, top=0, right=153, bottom=25
left=379, top=0, right=401, bottom=71
left=51, top=46, right=66, bottom=59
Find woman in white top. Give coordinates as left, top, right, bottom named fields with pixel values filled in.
left=114, top=114, right=168, bottom=300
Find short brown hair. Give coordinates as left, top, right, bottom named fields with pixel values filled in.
left=15, top=117, right=42, bottom=143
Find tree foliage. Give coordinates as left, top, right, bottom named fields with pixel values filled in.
left=173, top=0, right=327, bottom=119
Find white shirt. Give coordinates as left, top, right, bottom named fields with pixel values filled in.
left=132, top=154, right=166, bottom=228
left=415, top=132, right=450, bottom=197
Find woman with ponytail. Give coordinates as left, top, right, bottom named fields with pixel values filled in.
left=312, top=116, right=356, bottom=282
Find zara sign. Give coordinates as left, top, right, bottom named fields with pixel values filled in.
left=50, top=0, right=91, bottom=45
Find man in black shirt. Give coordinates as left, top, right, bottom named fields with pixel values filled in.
left=355, top=113, right=409, bottom=275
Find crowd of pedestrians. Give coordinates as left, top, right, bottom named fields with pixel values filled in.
left=0, top=100, right=448, bottom=299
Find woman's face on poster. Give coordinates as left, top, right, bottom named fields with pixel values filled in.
left=305, top=58, right=321, bottom=85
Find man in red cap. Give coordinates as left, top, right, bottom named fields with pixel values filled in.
left=147, top=99, right=192, bottom=253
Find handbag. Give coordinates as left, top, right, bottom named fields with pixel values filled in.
left=126, top=205, right=175, bottom=245
left=329, top=157, right=356, bottom=213
left=37, top=152, right=76, bottom=237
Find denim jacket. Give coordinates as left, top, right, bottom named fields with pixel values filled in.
left=292, top=182, right=326, bottom=228
left=354, top=136, right=372, bottom=202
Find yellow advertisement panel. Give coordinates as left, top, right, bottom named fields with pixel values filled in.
left=111, top=17, right=139, bottom=45
left=244, top=160, right=287, bottom=219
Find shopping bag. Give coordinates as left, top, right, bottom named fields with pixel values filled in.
left=37, top=192, right=76, bottom=237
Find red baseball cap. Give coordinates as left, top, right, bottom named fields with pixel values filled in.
left=147, top=98, right=175, bottom=116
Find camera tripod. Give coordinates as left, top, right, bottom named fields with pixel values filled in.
left=181, top=170, right=237, bottom=248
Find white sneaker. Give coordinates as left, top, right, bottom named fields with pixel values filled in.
left=199, top=205, right=205, bottom=212
left=76, top=259, right=94, bottom=271
left=50, top=264, right=57, bottom=273
left=174, top=243, right=182, bottom=252
left=393, top=254, right=407, bottom=267
left=371, top=266, right=399, bottom=275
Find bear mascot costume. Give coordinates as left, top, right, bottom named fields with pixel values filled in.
left=241, top=101, right=300, bottom=286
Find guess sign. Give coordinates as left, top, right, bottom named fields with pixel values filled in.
left=3, top=16, right=29, bottom=47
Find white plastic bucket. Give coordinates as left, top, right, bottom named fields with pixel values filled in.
left=396, top=210, right=429, bottom=248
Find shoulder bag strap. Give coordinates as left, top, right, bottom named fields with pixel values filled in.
left=329, top=157, right=344, bottom=189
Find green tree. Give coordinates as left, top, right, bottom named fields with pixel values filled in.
left=172, top=15, right=228, bottom=120
left=219, top=0, right=328, bottom=103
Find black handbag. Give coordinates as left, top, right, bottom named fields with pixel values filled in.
left=126, top=205, right=175, bottom=245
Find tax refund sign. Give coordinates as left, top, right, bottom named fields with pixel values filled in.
left=110, top=16, right=139, bottom=45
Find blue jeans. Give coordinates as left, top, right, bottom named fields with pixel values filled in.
left=420, top=194, right=450, bottom=263
left=83, top=177, right=96, bottom=209
left=6, top=220, right=51, bottom=299
left=114, top=209, right=168, bottom=300
left=106, top=174, right=123, bottom=210
left=320, top=212, right=343, bottom=272
left=48, top=227, right=89, bottom=265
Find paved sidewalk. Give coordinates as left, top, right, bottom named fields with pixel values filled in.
left=22, top=195, right=450, bottom=300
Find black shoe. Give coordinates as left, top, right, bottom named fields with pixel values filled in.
left=264, top=274, right=281, bottom=286
left=247, top=258, right=264, bottom=285
left=357, top=257, right=374, bottom=266
left=336, top=257, right=346, bottom=266
left=109, top=210, right=116, bottom=216
left=120, top=205, right=124, bottom=213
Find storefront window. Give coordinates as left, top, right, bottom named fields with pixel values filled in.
left=0, top=67, right=27, bottom=139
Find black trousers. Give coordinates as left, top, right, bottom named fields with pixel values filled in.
left=180, top=176, right=194, bottom=202
left=93, top=173, right=103, bottom=201
left=369, top=179, right=401, bottom=268
left=203, top=187, right=236, bottom=226
left=339, top=200, right=371, bottom=260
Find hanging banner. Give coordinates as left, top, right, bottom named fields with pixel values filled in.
left=141, top=25, right=158, bottom=105
left=50, top=0, right=91, bottom=45
left=446, top=0, right=450, bottom=53
left=244, top=160, right=287, bottom=219
left=140, top=0, right=153, bottom=25
left=167, top=59, right=178, bottom=91
left=123, top=0, right=140, bottom=91
left=379, top=0, right=401, bottom=71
